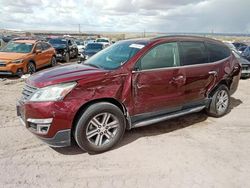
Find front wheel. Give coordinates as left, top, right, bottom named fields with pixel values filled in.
left=74, top=102, right=126, bottom=153
left=27, top=62, right=36, bottom=75
left=206, top=85, right=230, bottom=117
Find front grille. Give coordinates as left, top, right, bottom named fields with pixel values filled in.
left=242, top=65, right=250, bottom=70
left=0, top=63, right=6, bottom=67
left=21, top=84, right=38, bottom=101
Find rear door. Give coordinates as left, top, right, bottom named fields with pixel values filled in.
left=41, top=42, right=53, bottom=65
left=179, top=41, right=222, bottom=106
left=33, top=42, right=44, bottom=68
left=132, top=42, right=185, bottom=116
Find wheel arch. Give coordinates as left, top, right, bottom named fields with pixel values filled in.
left=71, top=98, right=130, bottom=139
left=25, top=59, right=36, bottom=73
left=208, top=78, right=232, bottom=98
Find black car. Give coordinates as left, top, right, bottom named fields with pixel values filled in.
left=232, top=42, right=247, bottom=50
left=233, top=50, right=250, bottom=78
left=79, top=42, right=108, bottom=61
left=49, top=38, right=78, bottom=62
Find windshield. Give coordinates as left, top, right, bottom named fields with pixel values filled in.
left=0, top=42, right=33, bottom=53
left=86, top=43, right=103, bottom=50
left=96, top=39, right=109, bottom=43
left=49, top=39, right=67, bottom=45
left=84, top=41, right=144, bottom=70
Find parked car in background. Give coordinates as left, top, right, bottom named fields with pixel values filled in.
left=75, top=40, right=86, bottom=55
left=96, top=38, right=111, bottom=45
left=49, top=38, right=78, bottom=62
left=238, top=46, right=247, bottom=54
left=241, top=46, right=250, bottom=61
left=0, top=36, right=12, bottom=49
left=17, top=36, right=241, bottom=153
left=232, top=50, right=250, bottom=78
left=0, top=40, right=56, bottom=77
left=233, top=42, right=247, bottom=50
left=79, top=42, right=109, bottom=61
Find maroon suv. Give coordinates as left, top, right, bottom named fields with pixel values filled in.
left=17, top=36, right=241, bottom=153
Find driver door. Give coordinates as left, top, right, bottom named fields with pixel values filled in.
left=132, top=42, right=185, bottom=116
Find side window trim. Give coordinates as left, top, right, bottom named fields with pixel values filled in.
left=134, top=42, right=180, bottom=72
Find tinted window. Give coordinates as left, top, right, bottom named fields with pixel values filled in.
left=86, top=43, right=103, bottom=50
left=179, top=42, right=208, bottom=66
left=206, top=42, right=231, bottom=62
left=138, top=42, right=180, bottom=70
left=49, top=39, right=67, bottom=45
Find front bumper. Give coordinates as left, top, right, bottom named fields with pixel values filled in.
left=16, top=100, right=73, bottom=147
left=0, top=63, right=24, bottom=75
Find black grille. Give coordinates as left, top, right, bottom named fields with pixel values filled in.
left=0, top=63, right=6, bottom=67
left=21, top=84, right=38, bottom=101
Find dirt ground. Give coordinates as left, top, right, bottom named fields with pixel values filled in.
left=0, top=77, right=250, bottom=188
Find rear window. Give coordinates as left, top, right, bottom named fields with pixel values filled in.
left=179, top=41, right=209, bottom=66
left=206, top=42, right=231, bottom=62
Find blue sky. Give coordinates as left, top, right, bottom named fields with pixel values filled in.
left=0, top=0, right=250, bottom=33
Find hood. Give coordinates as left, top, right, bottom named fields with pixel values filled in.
left=0, top=52, right=27, bottom=62
left=27, top=64, right=108, bottom=88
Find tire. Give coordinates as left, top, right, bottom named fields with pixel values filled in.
left=50, top=56, right=57, bottom=67
left=64, top=52, right=70, bottom=63
left=206, top=85, right=230, bottom=117
left=16, top=69, right=24, bottom=78
left=74, top=102, right=126, bottom=153
left=27, top=62, right=36, bottom=75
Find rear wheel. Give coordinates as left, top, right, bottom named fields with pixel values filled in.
left=206, top=85, right=230, bottom=117
left=27, top=62, right=36, bottom=75
left=50, top=56, right=57, bottom=67
left=74, top=102, right=126, bottom=153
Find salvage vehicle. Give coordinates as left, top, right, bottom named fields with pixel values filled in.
left=17, top=36, right=241, bottom=153
left=0, top=40, right=56, bottom=77
left=233, top=50, right=250, bottom=78
left=49, top=38, right=78, bottom=62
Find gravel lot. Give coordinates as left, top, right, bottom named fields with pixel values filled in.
left=0, top=77, right=250, bottom=188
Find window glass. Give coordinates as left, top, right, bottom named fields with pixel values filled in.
left=42, top=42, right=50, bottom=50
left=179, top=42, right=208, bottom=66
left=35, top=43, right=43, bottom=51
left=139, top=42, right=180, bottom=70
left=206, top=42, right=231, bottom=62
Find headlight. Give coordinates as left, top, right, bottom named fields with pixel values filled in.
left=11, top=59, right=23, bottom=64
left=30, top=82, right=77, bottom=102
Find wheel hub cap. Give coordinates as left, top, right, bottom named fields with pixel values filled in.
left=86, top=113, right=119, bottom=147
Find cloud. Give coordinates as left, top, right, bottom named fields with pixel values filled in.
left=0, top=0, right=249, bottom=33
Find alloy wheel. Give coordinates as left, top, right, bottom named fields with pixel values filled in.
left=86, top=113, right=119, bottom=147
left=216, top=90, right=229, bottom=114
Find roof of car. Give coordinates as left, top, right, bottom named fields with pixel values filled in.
left=13, top=40, right=38, bottom=44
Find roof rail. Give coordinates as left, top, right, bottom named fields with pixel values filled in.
left=152, top=34, right=208, bottom=40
